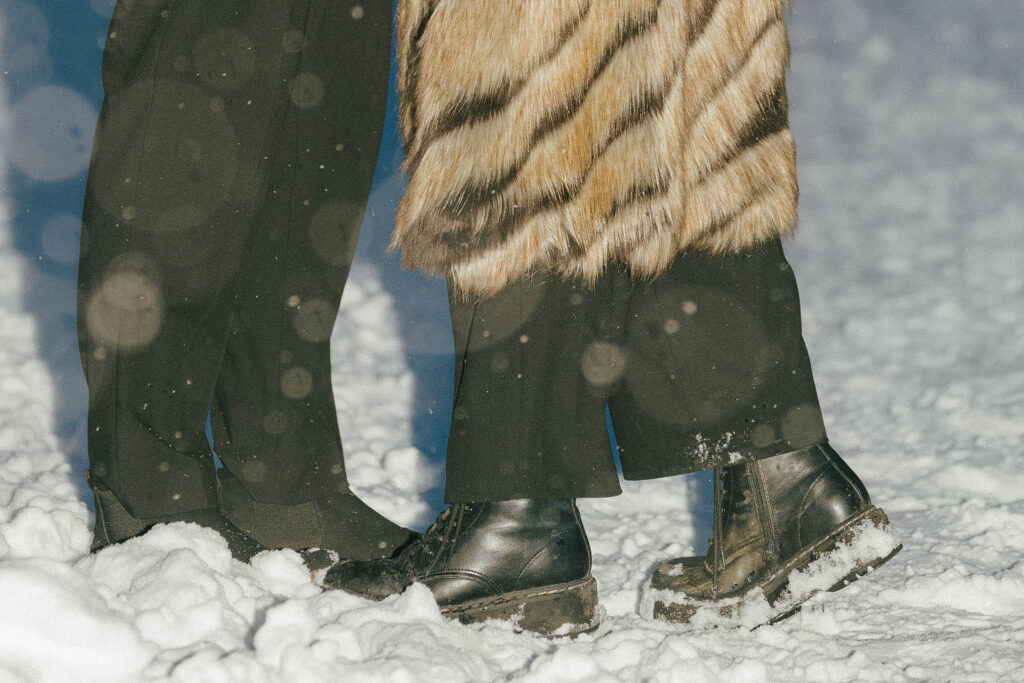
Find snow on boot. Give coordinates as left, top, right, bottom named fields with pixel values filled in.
left=643, top=443, right=901, bottom=627
left=217, top=467, right=417, bottom=563
left=321, top=499, right=599, bottom=637
left=88, top=470, right=266, bottom=562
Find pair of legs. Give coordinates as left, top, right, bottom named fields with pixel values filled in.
left=79, top=0, right=411, bottom=559
left=326, top=240, right=900, bottom=633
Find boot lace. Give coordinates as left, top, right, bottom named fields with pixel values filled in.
left=398, top=504, right=461, bottom=573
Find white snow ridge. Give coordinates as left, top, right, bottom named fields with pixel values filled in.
left=3, top=1, right=1024, bottom=681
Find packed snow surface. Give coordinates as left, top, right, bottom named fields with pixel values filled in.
left=2, top=2, right=1024, bottom=681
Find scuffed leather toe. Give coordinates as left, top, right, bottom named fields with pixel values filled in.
left=323, top=558, right=414, bottom=600
left=649, top=555, right=708, bottom=594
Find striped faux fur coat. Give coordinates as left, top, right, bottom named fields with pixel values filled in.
left=392, top=0, right=799, bottom=299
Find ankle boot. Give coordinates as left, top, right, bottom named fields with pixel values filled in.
left=88, top=471, right=266, bottom=562
left=217, top=468, right=417, bottom=561
left=322, top=499, right=599, bottom=637
left=645, top=443, right=901, bottom=626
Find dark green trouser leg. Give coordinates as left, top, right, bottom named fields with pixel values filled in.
left=443, top=240, right=827, bottom=502
left=79, top=0, right=392, bottom=520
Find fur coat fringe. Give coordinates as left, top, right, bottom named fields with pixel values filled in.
left=392, top=0, right=799, bottom=299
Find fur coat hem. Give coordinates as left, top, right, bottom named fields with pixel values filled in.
left=392, top=0, right=799, bottom=299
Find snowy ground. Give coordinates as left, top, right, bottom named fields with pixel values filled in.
left=2, top=2, right=1024, bottom=681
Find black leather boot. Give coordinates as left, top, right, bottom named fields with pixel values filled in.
left=646, top=443, right=901, bottom=626
left=217, top=468, right=417, bottom=563
left=322, top=499, right=599, bottom=637
left=88, top=471, right=266, bottom=562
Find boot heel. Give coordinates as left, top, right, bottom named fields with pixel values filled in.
left=443, top=576, right=600, bottom=638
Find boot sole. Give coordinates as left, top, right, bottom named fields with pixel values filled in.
left=650, top=506, right=901, bottom=627
left=441, top=575, right=600, bottom=638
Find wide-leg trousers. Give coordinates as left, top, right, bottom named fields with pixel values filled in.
left=78, top=0, right=392, bottom=518
left=444, top=239, right=828, bottom=503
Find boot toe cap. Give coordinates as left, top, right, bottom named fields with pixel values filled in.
left=650, top=555, right=708, bottom=592
left=322, top=558, right=413, bottom=600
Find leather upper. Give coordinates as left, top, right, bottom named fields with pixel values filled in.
left=324, top=499, right=591, bottom=606
left=695, top=443, right=871, bottom=597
